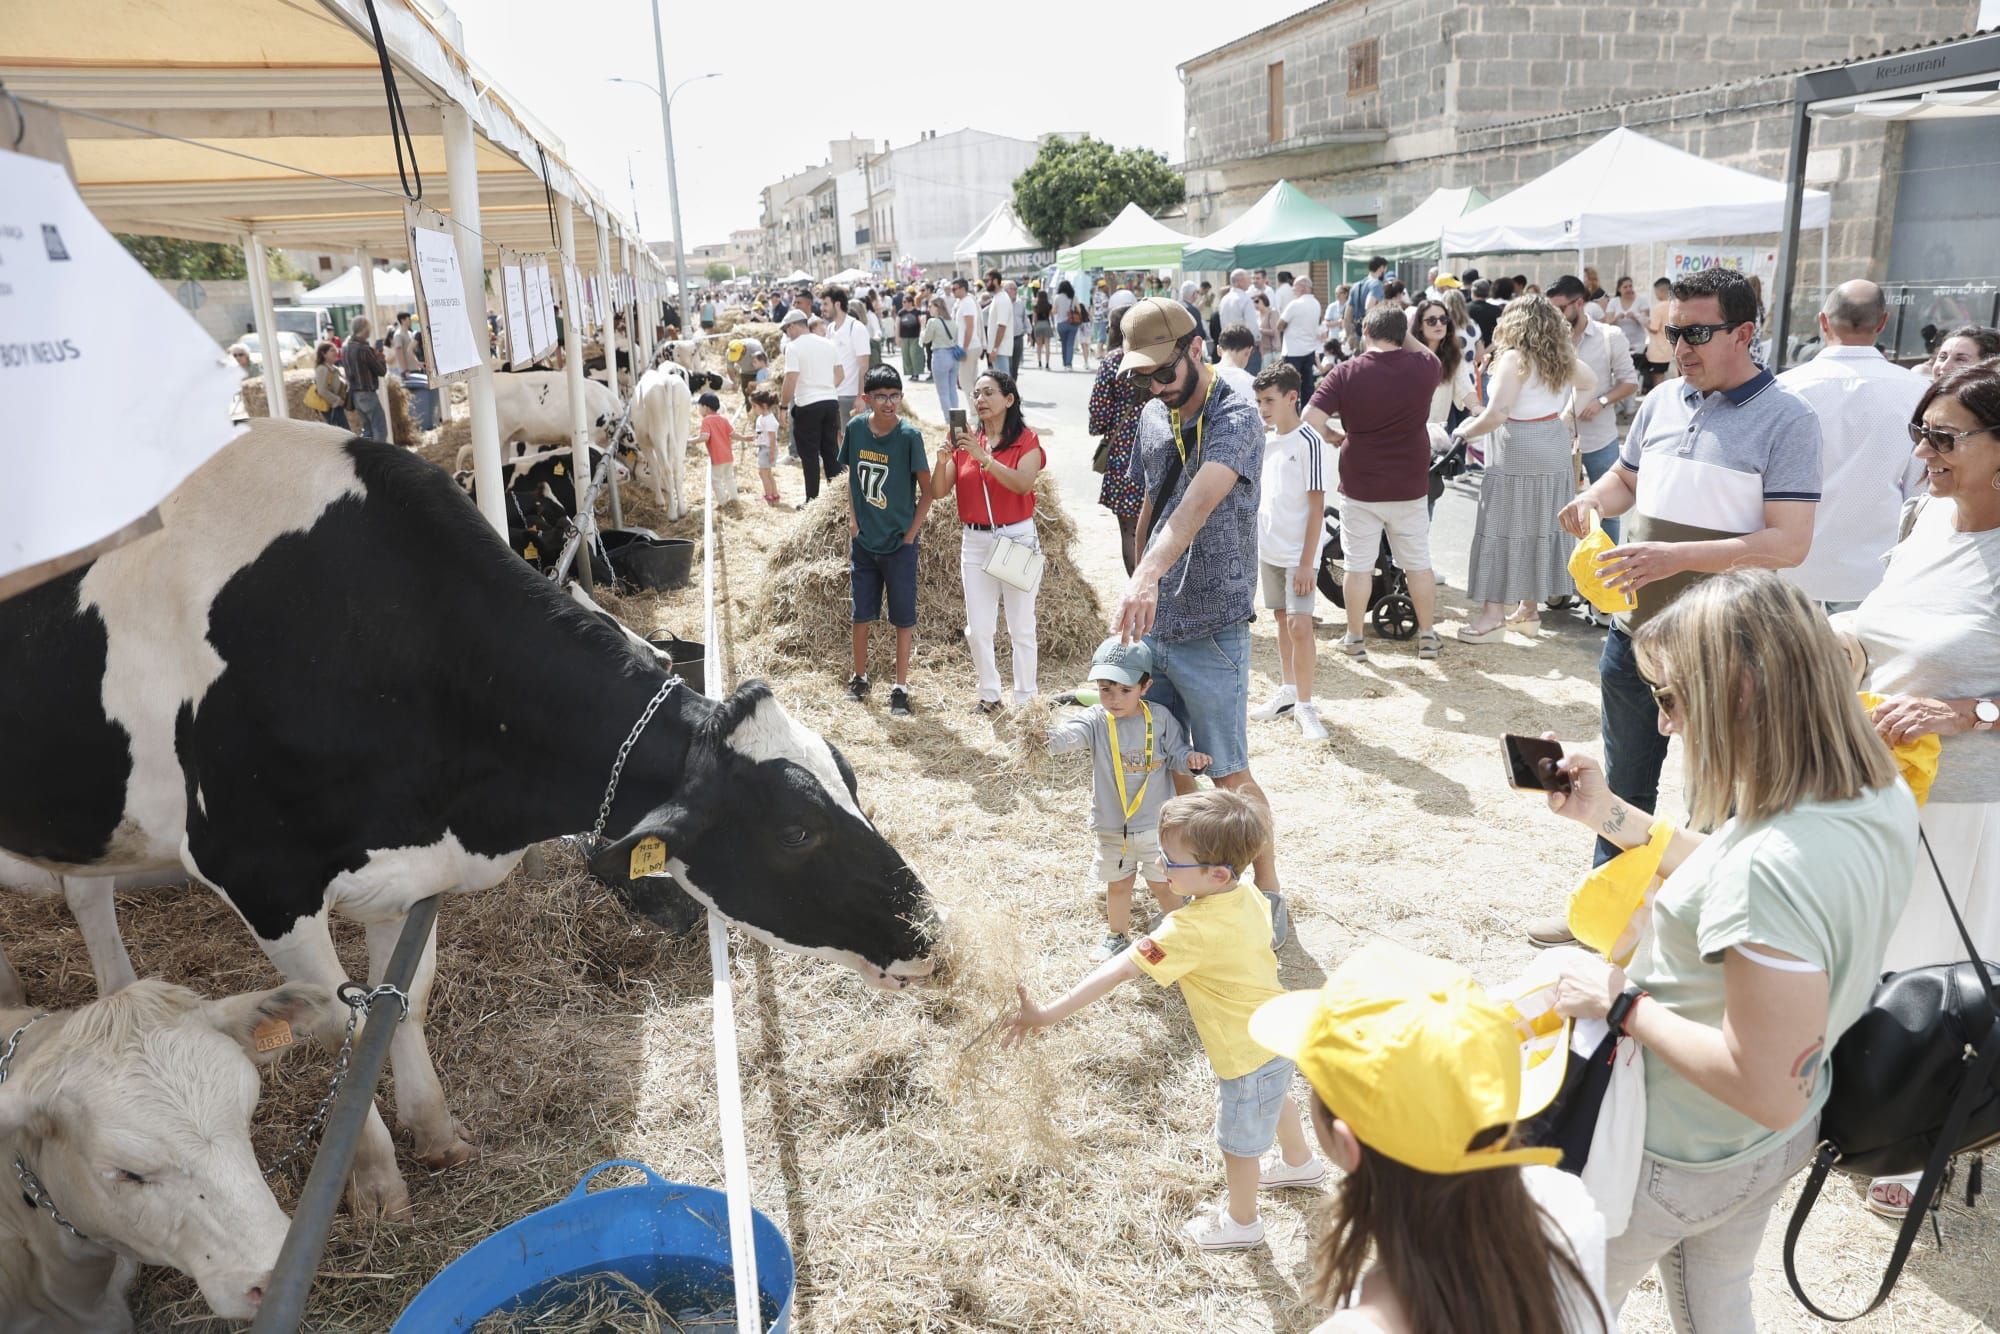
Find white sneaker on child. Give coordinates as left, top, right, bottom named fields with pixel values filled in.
left=1294, top=701, right=1327, bottom=740
left=1249, top=684, right=1296, bottom=721
left=1182, top=1202, right=1266, bottom=1250
left=1258, top=1153, right=1328, bottom=1189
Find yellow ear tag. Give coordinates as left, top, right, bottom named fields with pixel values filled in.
left=629, top=836, right=669, bottom=878
left=553, top=461, right=565, bottom=476
left=522, top=542, right=539, bottom=561
left=251, top=1017, right=295, bottom=1054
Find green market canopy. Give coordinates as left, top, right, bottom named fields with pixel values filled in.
left=1182, top=180, right=1362, bottom=271
left=1056, top=202, right=1195, bottom=272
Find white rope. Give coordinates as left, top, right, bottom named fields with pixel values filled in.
left=701, top=445, right=760, bottom=1332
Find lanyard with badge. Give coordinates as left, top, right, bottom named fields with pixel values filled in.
left=1108, top=702, right=1155, bottom=851
left=1169, top=371, right=1218, bottom=470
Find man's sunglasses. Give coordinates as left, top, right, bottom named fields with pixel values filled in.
left=1123, top=340, right=1192, bottom=385
left=1663, top=321, right=1743, bottom=347
left=1908, top=421, right=1995, bottom=453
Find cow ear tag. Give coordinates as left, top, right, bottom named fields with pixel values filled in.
left=522, top=542, right=539, bottom=561
left=629, top=836, right=669, bottom=878
left=252, top=1017, right=295, bottom=1054
left=553, top=461, right=565, bottom=476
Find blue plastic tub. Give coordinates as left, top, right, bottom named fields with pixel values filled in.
left=392, top=1160, right=793, bottom=1332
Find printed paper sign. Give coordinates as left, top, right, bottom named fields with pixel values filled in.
left=1665, top=246, right=1778, bottom=282
left=563, top=262, right=585, bottom=338
left=406, top=208, right=480, bottom=380
left=523, top=258, right=549, bottom=362
left=537, top=262, right=559, bottom=356
left=501, top=259, right=530, bottom=371
left=0, top=148, right=243, bottom=598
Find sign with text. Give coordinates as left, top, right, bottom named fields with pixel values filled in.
left=536, top=261, right=559, bottom=356
left=404, top=204, right=480, bottom=381
left=0, top=148, right=242, bottom=598
left=500, top=257, right=530, bottom=371
left=563, top=262, right=585, bottom=338
left=522, top=255, right=550, bottom=362
left=1665, top=245, right=1778, bottom=283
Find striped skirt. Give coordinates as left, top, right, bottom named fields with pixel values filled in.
left=1466, top=415, right=1575, bottom=605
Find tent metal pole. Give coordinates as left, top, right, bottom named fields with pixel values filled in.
left=358, top=251, right=380, bottom=341
left=244, top=233, right=288, bottom=420
left=1769, top=81, right=1815, bottom=372
left=558, top=199, right=597, bottom=595
left=443, top=101, right=507, bottom=538
left=595, top=214, right=625, bottom=529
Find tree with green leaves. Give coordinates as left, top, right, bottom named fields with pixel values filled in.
left=117, top=234, right=316, bottom=288
left=704, top=261, right=734, bottom=283
left=1011, top=135, right=1185, bottom=251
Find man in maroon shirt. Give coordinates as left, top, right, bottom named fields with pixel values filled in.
left=1301, top=306, right=1443, bottom=660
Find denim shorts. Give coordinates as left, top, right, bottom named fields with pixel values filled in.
left=850, top=537, right=918, bottom=628
left=1215, top=1055, right=1295, bottom=1157
left=1144, top=621, right=1252, bottom=778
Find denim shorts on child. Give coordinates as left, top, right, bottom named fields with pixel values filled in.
left=1215, top=1055, right=1296, bottom=1157
left=850, top=537, right=918, bottom=628
left=1258, top=560, right=1317, bottom=616
left=1142, top=622, right=1252, bottom=778
left=1091, top=827, right=1164, bottom=884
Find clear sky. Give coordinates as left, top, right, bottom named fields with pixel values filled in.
left=450, top=0, right=1309, bottom=250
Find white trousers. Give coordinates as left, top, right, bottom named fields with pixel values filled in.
left=960, top=520, right=1040, bottom=704
left=1883, top=800, right=1999, bottom=972
left=957, top=346, right=982, bottom=409
left=709, top=460, right=735, bottom=507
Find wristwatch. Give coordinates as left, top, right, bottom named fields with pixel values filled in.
left=1607, top=985, right=1650, bottom=1037
left=1976, top=699, right=1998, bottom=732
left=1596, top=395, right=1610, bottom=408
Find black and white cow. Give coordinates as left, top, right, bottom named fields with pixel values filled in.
left=0, top=419, right=936, bottom=1219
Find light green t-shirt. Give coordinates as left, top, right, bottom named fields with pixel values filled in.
left=1631, top=782, right=1918, bottom=1169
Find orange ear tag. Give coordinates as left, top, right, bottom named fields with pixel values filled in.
left=553, top=461, right=566, bottom=476
left=522, top=542, right=539, bottom=561
left=252, top=1018, right=295, bottom=1054
left=629, top=836, right=669, bottom=878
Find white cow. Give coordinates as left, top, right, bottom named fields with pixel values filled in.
left=665, top=338, right=703, bottom=373
left=0, top=979, right=343, bottom=1329
left=492, top=371, right=625, bottom=452
left=632, top=362, right=693, bottom=519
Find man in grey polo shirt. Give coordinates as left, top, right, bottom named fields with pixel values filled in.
left=1541, top=268, right=1821, bottom=924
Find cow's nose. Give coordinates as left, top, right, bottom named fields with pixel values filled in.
left=246, top=1280, right=268, bottom=1311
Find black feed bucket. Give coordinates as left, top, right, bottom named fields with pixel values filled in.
left=646, top=630, right=706, bottom=695
left=600, top=528, right=695, bottom=591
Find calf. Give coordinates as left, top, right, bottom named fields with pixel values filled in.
left=0, top=420, right=937, bottom=1220
left=0, top=980, right=342, bottom=1330
left=632, top=362, right=693, bottom=518
left=492, top=370, right=626, bottom=452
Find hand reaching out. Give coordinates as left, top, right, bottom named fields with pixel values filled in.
left=999, top=983, right=1052, bottom=1050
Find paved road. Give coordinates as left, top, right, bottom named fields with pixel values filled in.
left=905, top=355, right=1487, bottom=595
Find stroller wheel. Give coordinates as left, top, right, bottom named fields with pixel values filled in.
left=1319, top=549, right=1346, bottom=606
left=1373, top=595, right=1420, bottom=641
left=1545, top=593, right=1576, bottom=611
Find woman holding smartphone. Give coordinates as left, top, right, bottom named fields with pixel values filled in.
left=931, top=369, right=1044, bottom=712
left=1530, top=569, right=1916, bottom=1328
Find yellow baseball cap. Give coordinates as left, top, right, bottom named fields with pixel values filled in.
left=1860, top=691, right=1940, bottom=806
left=1250, top=943, right=1560, bottom=1175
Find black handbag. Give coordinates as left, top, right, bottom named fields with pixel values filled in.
left=1783, top=831, right=2000, bottom=1321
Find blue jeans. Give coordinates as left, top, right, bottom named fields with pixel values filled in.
left=930, top=350, right=960, bottom=412
left=1581, top=442, right=1621, bottom=542
left=352, top=388, right=390, bottom=442
left=1143, top=621, right=1253, bottom=778
left=1597, top=626, right=1672, bottom=865
left=1058, top=321, right=1078, bottom=367
left=1247, top=347, right=1263, bottom=375
left=850, top=537, right=919, bottom=628
left=991, top=353, right=1012, bottom=378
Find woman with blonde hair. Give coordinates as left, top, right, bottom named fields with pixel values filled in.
left=1536, top=568, right=1917, bottom=1327
left=1448, top=295, right=1595, bottom=641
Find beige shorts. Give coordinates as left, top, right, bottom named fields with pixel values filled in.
left=1092, top=827, right=1165, bottom=885
left=1338, top=494, right=1432, bottom=574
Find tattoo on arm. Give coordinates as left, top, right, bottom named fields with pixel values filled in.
left=1604, top=804, right=1629, bottom=837
left=1789, top=1038, right=1825, bottom=1098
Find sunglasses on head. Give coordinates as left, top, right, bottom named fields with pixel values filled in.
left=1908, top=421, right=1994, bottom=453
left=1663, top=321, right=1743, bottom=347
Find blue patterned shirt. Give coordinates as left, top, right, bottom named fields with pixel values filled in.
left=1127, top=377, right=1264, bottom=642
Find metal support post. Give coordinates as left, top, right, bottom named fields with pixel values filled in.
left=1769, top=90, right=1814, bottom=372
left=243, top=234, right=288, bottom=420
left=595, top=214, right=625, bottom=529
left=443, top=101, right=507, bottom=538
left=558, top=200, right=596, bottom=594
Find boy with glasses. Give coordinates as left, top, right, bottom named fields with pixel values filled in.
left=841, top=366, right=932, bottom=716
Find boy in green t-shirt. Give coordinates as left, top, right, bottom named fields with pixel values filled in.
left=840, top=366, right=931, bottom=717
left=1003, top=790, right=1324, bottom=1250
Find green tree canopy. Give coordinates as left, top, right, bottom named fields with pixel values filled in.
left=704, top=261, right=734, bottom=283
left=1012, top=135, right=1185, bottom=251
left=117, top=234, right=317, bottom=287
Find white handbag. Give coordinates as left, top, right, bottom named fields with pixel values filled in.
left=977, top=466, right=1044, bottom=593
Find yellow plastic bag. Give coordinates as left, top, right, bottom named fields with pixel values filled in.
left=1568, top=818, right=1676, bottom=963
left=1859, top=691, right=1941, bottom=806
left=1568, top=523, right=1636, bottom=616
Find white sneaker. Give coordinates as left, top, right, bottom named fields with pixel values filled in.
left=1249, top=684, right=1297, bottom=721
left=1182, top=1202, right=1266, bottom=1250
left=1337, top=633, right=1368, bottom=660
left=1258, top=1153, right=1328, bottom=1189
left=1294, top=701, right=1327, bottom=741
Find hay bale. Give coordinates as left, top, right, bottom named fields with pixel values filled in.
left=386, top=376, right=419, bottom=446
left=239, top=369, right=314, bottom=420
left=732, top=322, right=783, bottom=365
left=751, top=472, right=1104, bottom=674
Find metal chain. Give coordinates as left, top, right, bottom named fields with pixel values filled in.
left=589, top=675, right=680, bottom=846
left=266, top=983, right=411, bottom=1180
left=1, top=1013, right=86, bottom=1239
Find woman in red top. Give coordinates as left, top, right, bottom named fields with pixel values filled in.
left=930, top=369, right=1044, bottom=712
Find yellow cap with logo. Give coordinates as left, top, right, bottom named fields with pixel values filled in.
left=1250, top=943, right=1560, bottom=1175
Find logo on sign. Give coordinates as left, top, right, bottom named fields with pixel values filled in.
left=42, top=225, right=70, bottom=261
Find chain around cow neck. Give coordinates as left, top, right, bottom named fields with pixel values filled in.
left=589, top=674, right=683, bottom=847
left=0, top=1012, right=89, bottom=1241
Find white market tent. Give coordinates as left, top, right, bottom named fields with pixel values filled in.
left=312, top=263, right=418, bottom=307
left=1439, top=128, right=1831, bottom=256
left=827, top=266, right=874, bottom=285
left=1342, top=186, right=1490, bottom=278
left=781, top=267, right=818, bottom=283
left=953, top=200, right=1038, bottom=267
left=1056, top=202, right=1196, bottom=273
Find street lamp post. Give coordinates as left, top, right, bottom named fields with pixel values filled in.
left=609, top=43, right=717, bottom=334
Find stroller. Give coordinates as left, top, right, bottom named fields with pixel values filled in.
left=1314, top=436, right=1470, bottom=640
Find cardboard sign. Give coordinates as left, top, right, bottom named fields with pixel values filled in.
left=0, top=148, right=243, bottom=600
left=500, top=257, right=531, bottom=371
left=405, top=204, right=480, bottom=382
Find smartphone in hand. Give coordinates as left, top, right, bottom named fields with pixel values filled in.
left=1502, top=734, right=1572, bottom=795
left=949, top=408, right=968, bottom=433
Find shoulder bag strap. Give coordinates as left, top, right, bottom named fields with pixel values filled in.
left=1136, top=441, right=1185, bottom=557
left=1784, top=828, right=1999, bottom=1321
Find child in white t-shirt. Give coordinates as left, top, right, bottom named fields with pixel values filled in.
left=751, top=388, right=781, bottom=505
left=1249, top=362, right=1329, bottom=741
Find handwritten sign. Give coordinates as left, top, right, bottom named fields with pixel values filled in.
left=1665, top=246, right=1777, bottom=282
left=405, top=206, right=480, bottom=380
left=500, top=258, right=530, bottom=371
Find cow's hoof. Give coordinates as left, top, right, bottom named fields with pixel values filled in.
left=414, top=1132, right=477, bottom=1170
left=346, top=1166, right=414, bottom=1222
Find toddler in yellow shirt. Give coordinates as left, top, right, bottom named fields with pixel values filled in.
left=1003, top=789, right=1323, bottom=1249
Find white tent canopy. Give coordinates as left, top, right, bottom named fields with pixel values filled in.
left=1345, top=187, right=1490, bottom=270
left=953, top=201, right=1038, bottom=265
left=311, top=264, right=417, bottom=306
left=1440, top=127, right=1831, bottom=255
left=781, top=268, right=817, bottom=284
left=827, top=267, right=874, bottom=285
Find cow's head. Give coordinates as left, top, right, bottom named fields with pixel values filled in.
left=0, top=981, right=345, bottom=1320
left=591, top=683, right=937, bottom=988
